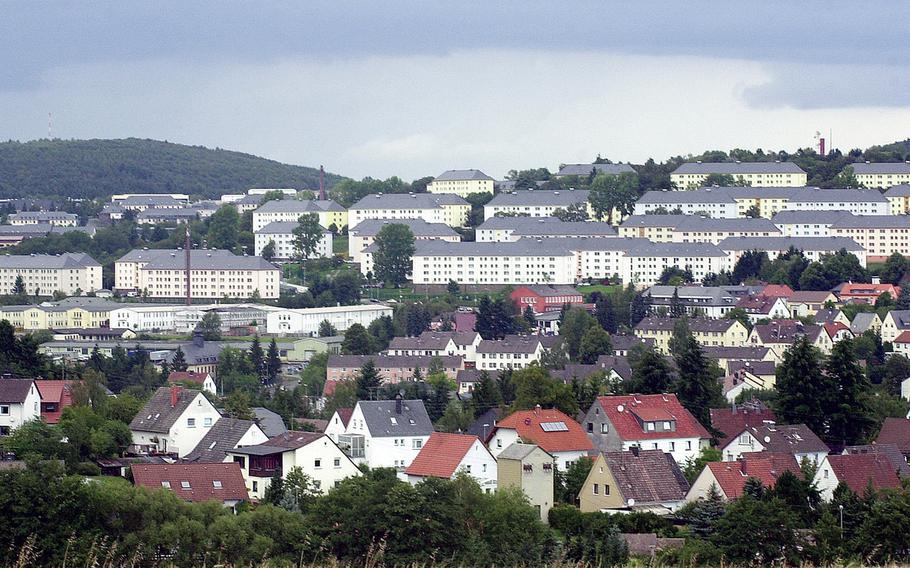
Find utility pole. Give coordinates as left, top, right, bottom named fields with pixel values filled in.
left=185, top=224, right=192, bottom=306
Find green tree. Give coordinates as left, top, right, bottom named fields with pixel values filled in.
left=341, top=323, right=374, bottom=355
left=578, top=325, right=612, bottom=364
left=471, top=371, right=503, bottom=416
left=880, top=251, right=910, bottom=285
left=629, top=292, right=649, bottom=326
left=318, top=319, right=337, bottom=337
left=196, top=311, right=222, bottom=340
left=824, top=339, right=874, bottom=446
left=372, top=223, right=416, bottom=287
left=594, top=296, right=617, bottom=333
left=671, top=320, right=724, bottom=429
left=511, top=366, right=578, bottom=417
left=552, top=202, right=590, bottom=222
left=446, top=279, right=460, bottom=296
left=266, top=338, right=281, bottom=384
left=774, top=336, right=829, bottom=437
left=559, top=307, right=596, bottom=360
left=436, top=400, right=473, bottom=433
left=11, top=274, right=25, bottom=296
left=832, top=165, right=863, bottom=188
left=171, top=346, right=188, bottom=372
left=207, top=204, right=241, bottom=250
left=629, top=346, right=674, bottom=394
left=587, top=172, right=638, bottom=223
left=249, top=335, right=265, bottom=379
left=293, top=213, right=324, bottom=260
left=711, top=496, right=801, bottom=565
left=523, top=305, right=537, bottom=328
left=260, top=239, right=276, bottom=261
left=355, top=359, right=381, bottom=401
left=681, top=446, right=722, bottom=484
left=224, top=390, right=254, bottom=420
left=557, top=456, right=594, bottom=504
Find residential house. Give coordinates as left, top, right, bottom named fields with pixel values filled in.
left=686, top=455, right=800, bottom=501
left=226, top=431, right=361, bottom=500
left=387, top=331, right=482, bottom=362
left=611, top=335, right=657, bottom=357
left=850, top=312, right=882, bottom=336
left=748, top=320, right=832, bottom=356
left=814, top=308, right=850, bottom=326
left=131, top=462, right=249, bottom=509
left=488, top=407, right=593, bottom=470
left=702, top=345, right=780, bottom=369
left=634, top=317, right=749, bottom=354
left=476, top=336, right=546, bottom=371
left=641, top=285, right=746, bottom=319
left=324, top=408, right=353, bottom=442
left=33, top=380, right=76, bottom=424
left=882, top=310, right=910, bottom=343
left=875, top=417, right=910, bottom=456
left=183, top=418, right=268, bottom=463
left=581, top=394, right=711, bottom=465
left=823, top=322, right=854, bottom=344
left=813, top=453, right=903, bottom=502
left=251, top=198, right=347, bottom=232
left=834, top=282, right=900, bottom=305
left=129, top=386, right=221, bottom=457
left=722, top=360, right=777, bottom=402
left=710, top=402, right=777, bottom=448
left=484, top=190, right=594, bottom=220
left=578, top=449, right=689, bottom=514
left=717, top=424, right=829, bottom=464
left=787, top=291, right=838, bottom=318
left=325, top=355, right=463, bottom=383
left=404, top=432, right=497, bottom=491
left=167, top=371, right=217, bottom=395
left=842, top=444, right=910, bottom=477
left=337, top=398, right=434, bottom=470
left=0, top=379, right=40, bottom=436
left=497, top=443, right=556, bottom=523
left=735, top=294, right=791, bottom=323
left=510, top=285, right=585, bottom=315
left=426, top=169, right=495, bottom=198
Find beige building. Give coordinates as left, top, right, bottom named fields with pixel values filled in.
left=881, top=310, right=910, bottom=343
left=578, top=450, right=689, bottom=514
left=426, top=169, right=494, bottom=198
left=496, top=443, right=555, bottom=523
left=885, top=185, right=910, bottom=215
left=634, top=317, right=749, bottom=354
left=7, top=212, right=78, bottom=227
left=851, top=162, right=910, bottom=189
left=0, top=297, right=118, bottom=331
left=252, top=199, right=348, bottom=232
left=348, top=218, right=460, bottom=264
left=349, top=193, right=469, bottom=228
left=115, top=249, right=279, bottom=299
left=828, top=215, right=910, bottom=262
left=619, top=215, right=781, bottom=244
left=670, top=161, right=807, bottom=189
left=0, top=253, right=102, bottom=296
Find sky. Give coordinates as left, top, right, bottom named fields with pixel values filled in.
left=2, top=2, right=909, bottom=180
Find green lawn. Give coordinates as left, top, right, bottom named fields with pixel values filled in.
left=333, top=236, right=348, bottom=256
left=578, top=284, right=622, bottom=296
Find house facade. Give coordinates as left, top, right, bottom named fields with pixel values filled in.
left=129, top=386, right=222, bottom=457
left=337, top=399, right=434, bottom=470
left=497, top=443, right=556, bottom=523
left=0, top=379, right=41, bottom=436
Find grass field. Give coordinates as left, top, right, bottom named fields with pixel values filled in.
left=578, top=284, right=622, bottom=296
left=332, top=235, right=348, bottom=256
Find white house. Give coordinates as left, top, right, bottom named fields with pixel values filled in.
left=183, top=418, right=269, bottom=462
left=404, top=432, right=497, bottom=492
left=337, top=398, right=434, bottom=470
left=128, top=386, right=222, bottom=457
left=717, top=424, right=829, bottom=464
left=266, top=304, right=393, bottom=336
left=488, top=407, right=593, bottom=471
left=324, top=408, right=353, bottom=443
left=226, top=431, right=362, bottom=500
left=0, top=379, right=41, bottom=436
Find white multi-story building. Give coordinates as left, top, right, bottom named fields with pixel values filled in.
left=253, top=222, right=333, bottom=260
left=555, top=163, right=637, bottom=178
left=7, top=212, right=78, bottom=227
left=769, top=210, right=851, bottom=237
left=781, top=187, right=890, bottom=216
left=112, top=193, right=189, bottom=204
left=129, top=386, right=222, bottom=457
left=885, top=185, right=910, bottom=215
left=117, top=195, right=186, bottom=212
left=619, top=215, right=781, bottom=244
left=251, top=199, right=347, bottom=232
left=828, top=215, right=910, bottom=262
left=114, top=249, right=280, bottom=299
left=851, top=162, right=910, bottom=189
left=634, top=189, right=740, bottom=218
left=475, top=216, right=617, bottom=242
left=266, top=304, right=393, bottom=336
left=0, top=379, right=41, bottom=436
left=348, top=193, right=469, bottom=228
left=348, top=218, right=460, bottom=264
left=476, top=336, right=545, bottom=371
left=718, top=236, right=867, bottom=267
left=338, top=399, right=434, bottom=470
left=0, top=253, right=102, bottom=296
left=670, top=161, right=807, bottom=189
left=622, top=242, right=728, bottom=288
left=484, top=189, right=593, bottom=219
left=426, top=169, right=495, bottom=198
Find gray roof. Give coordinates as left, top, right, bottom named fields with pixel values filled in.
left=850, top=313, right=879, bottom=334
left=644, top=285, right=739, bottom=305
left=357, top=399, right=434, bottom=437
left=137, top=208, right=201, bottom=219
left=621, top=215, right=779, bottom=233
left=635, top=317, right=740, bottom=333
left=327, top=354, right=463, bottom=369
left=254, top=199, right=345, bottom=214
left=476, top=336, right=542, bottom=354
left=0, top=224, right=63, bottom=235
left=252, top=407, right=289, bottom=437
left=477, top=216, right=617, bottom=237
left=517, top=284, right=582, bottom=297
left=701, top=346, right=771, bottom=360
left=830, top=215, right=910, bottom=229
left=620, top=215, right=692, bottom=228
left=486, top=189, right=590, bottom=207
left=497, top=442, right=551, bottom=461
left=349, top=218, right=458, bottom=237
left=851, top=162, right=910, bottom=175
left=350, top=193, right=468, bottom=210
left=884, top=184, right=910, bottom=197
left=434, top=169, right=493, bottom=181
left=0, top=252, right=100, bottom=269
left=740, top=424, right=829, bottom=455
left=256, top=221, right=331, bottom=235
left=184, top=418, right=260, bottom=462
left=556, top=163, right=636, bottom=177
left=130, top=386, right=202, bottom=434
left=637, top=189, right=737, bottom=205
left=116, top=249, right=277, bottom=270
left=887, top=310, right=910, bottom=330
left=625, top=242, right=727, bottom=258
left=639, top=186, right=886, bottom=206
left=602, top=449, right=690, bottom=504
left=770, top=210, right=854, bottom=225
left=8, top=212, right=77, bottom=221
left=672, top=161, right=805, bottom=175
left=120, top=195, right=183, bottom=206
left=786, top=187, right=888, bottom=203
left=0, top=379, right=34, bottom=403
left=718, top=236, right=864, bottom=252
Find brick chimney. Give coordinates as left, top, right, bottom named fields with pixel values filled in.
left=170, top=385, right=181, bottom=407
left=192, top=330, right=204, bottom=348
left=534, top=404, right=541, bottom=416
left=395, top=392, right=402, bottom=414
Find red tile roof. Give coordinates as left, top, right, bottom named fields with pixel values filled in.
left=706, top=456, right=797, bottom=498
left=825, top=453, right=902, bottom=494
left=335, top=407, right=354, bottom=427
left=894, top=331, right=910, bottom=345
left=835, top=283, right=900, bottom=299
left=710, top=406, right=778, bottom=447
left=131, top=462, right=249, bottom=503
left=496, top=408, right=594, bottom=453
left=597, top=394, right=711, bottom=441
left=823, top=322, right=852, bottom=339
left=875, top=418, right=910, bottom=453
left=34, top=380, right=77, bottom=424
left=405, top=432, right=484, bottom=478
left=167, top=371, right=210, bottom=385
left=760, top=284, right=794, bottom=298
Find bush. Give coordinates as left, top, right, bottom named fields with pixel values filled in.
left=74, top=462, right=101, bottom=476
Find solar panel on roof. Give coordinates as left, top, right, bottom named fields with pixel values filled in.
left=540, top=421, right=569, bottom=432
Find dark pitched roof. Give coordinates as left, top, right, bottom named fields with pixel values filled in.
left=466, top=408, right=502, bottom=439
left=710, top=404, right=778, bottom=447
left=843, top=444, right=910, bottom=477
left=753, top=320, right=822, bottom=344
left=826, top=453, right=902, bottom=494
left=129, top=386, right=201, bottom=433
left=875, top=418, right=910, bottom=454
left=557, top=163, right=636, bottom=177
left=184, top=419, right=261, bottom=463
left=358, top=400, right=433, bottom=438
left=0, top=379, right=34, bottom=404
left=602, top=450, right=689, bottom=504
left=673, top=161, right=805, bottom=175
left=733, top=424, right=829, bottom=455
left=252, top=407, right=288, bottom=437
left=434, top=169, right=493, bottom=181
left=131, top=462, right=248, bottom=503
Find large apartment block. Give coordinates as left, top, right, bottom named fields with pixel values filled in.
left=253, top=222, right=333, bottom=260
left=348, top=218, right=460, bottom=263
left=618, top=215, right=781, bottom=244
left=670, top=161, right=807, bottom=188
left=252, top=199, right=347, bottom=232
left=484, top=189, right=593, bottom=220
left=475, top=216, right=616, bottom=242
left=851, top=162, right=910, bottom=189
left=114, top=249, right=280, bottom=299
left=426, top=170, right=494, bottom=198
left=0, top=253, right=102, bottom=296
left=7, top=212, right=78, bottom=227
left=348, top=193, right=470, bottom=228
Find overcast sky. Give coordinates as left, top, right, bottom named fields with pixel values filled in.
left=2, top=2, right=909, bottom=180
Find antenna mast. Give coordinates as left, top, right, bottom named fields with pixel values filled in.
left=185, top=225, right=192, bottom=306
left=48, top=113, right=52, bottom=139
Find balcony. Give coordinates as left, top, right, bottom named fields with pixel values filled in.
left=339, top=434, right=365, bottom=459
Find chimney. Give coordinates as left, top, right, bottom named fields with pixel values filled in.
left=395, top=392, right=403, bottom=414
left=170, top=385, right=180, bottom=407
left=631, top=445, right=640, bottom=457
left=192, top=330, right=204, bottom=348
left=535, top=403, right=541, bottom=416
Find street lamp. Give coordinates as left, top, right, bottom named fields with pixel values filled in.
left=839, top=504, right=844, bottom=531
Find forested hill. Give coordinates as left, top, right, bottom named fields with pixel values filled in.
left=0, top=138, right=345, bottom=200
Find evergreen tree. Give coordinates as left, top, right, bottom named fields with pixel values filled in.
left=435, top=400, right=473, bottom=433
left=318, top=319, right=337, bottom=337
left=824, top=339, right=874, bottom=446
left=523, top=305, right=537, bottom=328
left=774, top=336, right=829, bottom=438
left=11, top=274, right=25, bottom=295
left=497, top=368, right=516, bottom=406
left=669, top=288, right=684, bottom=317
left=266, top=338, right=281, bottom=384
left=171, top=346, right=188, bottom=372
left=560, top=307, right=596, bottom=360
left=595, top=296, right=617, bottom=333
left=249, top=335, right=265, bottom=379
left=342, top=324, right=374, bottom=355
left=356, top=359, right=381, bottom=401
left=629, top=292, right=649, bottom=326
left=629, top=347, right=674, bottom=394
left=471, top=371, right=503, bottom=416
left=672, top=322, right=724, bottom=429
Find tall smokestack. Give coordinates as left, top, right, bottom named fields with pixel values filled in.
left=185, top=225, right=192, bottom=306
left=819, top=138, right=826, bottom=157
left=319, top=165, right=326, bottom=201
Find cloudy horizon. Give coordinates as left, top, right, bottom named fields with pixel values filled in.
left=3, top=2, right=909, bottom=180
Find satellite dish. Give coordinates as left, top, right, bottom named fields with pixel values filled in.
left=763, top=436, right=771, bottom=444
left=617, top=404, right=625, bottom=412
left=627, top=498, right=636, bottom=507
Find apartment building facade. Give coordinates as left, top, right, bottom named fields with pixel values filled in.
left=426, top=169, right=495, bottom=198
left=670, top=161, right=807, bottom=189
left=0, top=253, right=102, bottom=296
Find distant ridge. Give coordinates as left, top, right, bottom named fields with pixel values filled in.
left=0, top=138, right=345, bottom=200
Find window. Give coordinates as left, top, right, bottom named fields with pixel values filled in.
left=334, top=457, right=341, bottom=468
left=315, top=459, right=322, bottom=468
left=0, top=405, right=9, bottom=415
left=213, top=480, right=222, bottom=489
left=413, top=439, right=423, bottom=449
left=204, top=417, right=213, bottom=427
left=593, top=483, right=599, bottom=495
left=482, top=464, right=487, bottom=473
left=601, top=423, right=609, bottom=434
left=180, top=481, right=191, bottom=489
left=604, top=484, right=610, bottom=495
left=587, top=423, right=593, bottom=433
left=687, top=441, right=692, bottom=450
left=161, top=481, right=171, bottom=489
left=252, top=481, right=258, bottom=492
left=497, top=439, right=502, bottom=448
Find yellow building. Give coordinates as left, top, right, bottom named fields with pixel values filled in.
left=852, top=163, right=910, bottom=189
left=0, top=297, right=120, bottom=331
left=885, top=185, right=910, bottom=215
left=496, top=443, right=555, bottom=523
left=634, top=317, right=749, bottom=354
left=578, top=450, right=689, bottom=514
left=671, top=162, right=807, bottom=189
left=348, top=193, right=469, bottom=228
left=427, top=170, right=494, bottom=198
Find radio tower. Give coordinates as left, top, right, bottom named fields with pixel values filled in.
left=185, top=225, right=192, bottom=306
left=48, top=113, right=52, bottom=139
left=319, top=165, right=326, bottom=201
